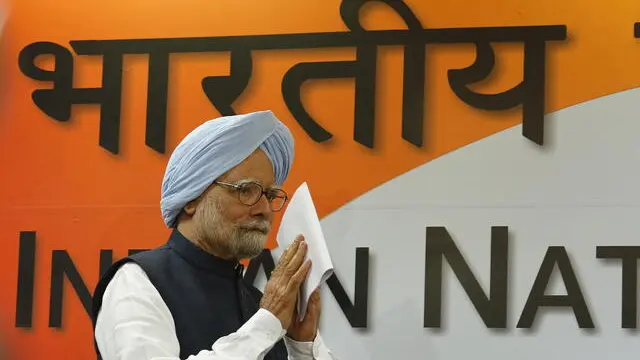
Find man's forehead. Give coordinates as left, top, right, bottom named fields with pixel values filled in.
left=218, top=150, right=276, bottom=184
left=231, top=177, right=281, bottom=189
left=216, top=166, right=279, bottom=187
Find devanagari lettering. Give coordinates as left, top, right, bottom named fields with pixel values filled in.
left=201, top=49, right=253, bottom=117
left=18, top=41, right=124, bottom=153
left=448, top=38, right=551, bottom=145
left=17, top=0, right=567, bottom=154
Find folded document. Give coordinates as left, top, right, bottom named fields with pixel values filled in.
left=275, top=182, right=334, bottom=321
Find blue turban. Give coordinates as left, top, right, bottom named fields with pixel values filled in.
left=160, top=110, right=295, bottom=227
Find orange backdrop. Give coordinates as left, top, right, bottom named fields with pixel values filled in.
left=1, top=0, right=639, bottom=359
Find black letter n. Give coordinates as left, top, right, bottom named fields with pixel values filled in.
left=49, top=250, right=92, bottom=328
left=424, top=226, right=509, bottom=328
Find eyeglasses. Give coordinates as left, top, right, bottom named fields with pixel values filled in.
left=213, top=180, right=288, bottom=212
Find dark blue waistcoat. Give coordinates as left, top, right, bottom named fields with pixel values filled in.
left=91, top=230, right=288, bottom=360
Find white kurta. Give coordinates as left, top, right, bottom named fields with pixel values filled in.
left=95, top=263, right=337, bottom=360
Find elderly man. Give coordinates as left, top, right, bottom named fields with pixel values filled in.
left=92, top=111, right=336, bottom=360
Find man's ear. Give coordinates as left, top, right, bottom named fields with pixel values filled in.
left=183, top=198, right=199, bottom=216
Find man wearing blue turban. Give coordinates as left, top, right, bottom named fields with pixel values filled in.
left=92, top=111, right=336, bottom=360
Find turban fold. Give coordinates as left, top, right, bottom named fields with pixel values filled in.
left=160, top=110, right=295, bottom=227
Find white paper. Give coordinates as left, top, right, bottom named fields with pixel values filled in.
left=275, top=182, right=334, bottom=321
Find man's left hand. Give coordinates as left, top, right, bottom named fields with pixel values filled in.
left=287, top=289, right=321, bottom=342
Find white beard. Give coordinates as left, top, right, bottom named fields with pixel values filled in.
left=195, top=195, right=270, bottom=260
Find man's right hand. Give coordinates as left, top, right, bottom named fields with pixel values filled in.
left=260, top=235, right=311, bottom=330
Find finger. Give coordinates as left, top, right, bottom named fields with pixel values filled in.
left=309, top=289, right=320, bottom=304
left=306, top=290, right=320, bottom=309
left=273, top=236, right=303, bottom=276
left=288, top=259, right=312, bottom=289
left=308, top=290, right=321, bottom=313
left=284, top=240, right=307, bottom=278
left=281, top=235, right=304, bottom=266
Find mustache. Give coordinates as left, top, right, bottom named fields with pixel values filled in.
left=238, top=220, right=271, bottom=234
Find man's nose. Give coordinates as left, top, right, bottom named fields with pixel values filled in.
left=251, top=194, right=273, bottom=219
